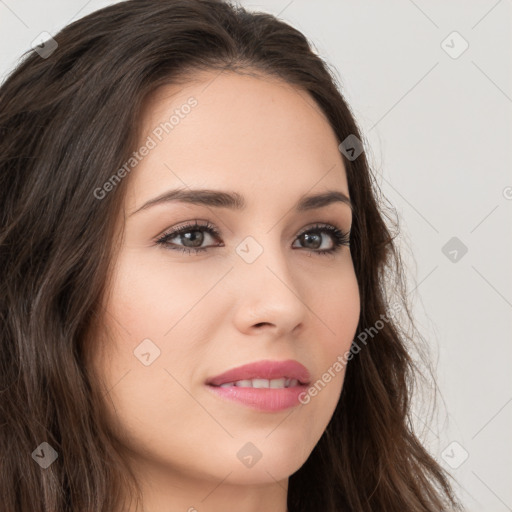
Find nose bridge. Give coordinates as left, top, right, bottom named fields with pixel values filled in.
left=235, top=223, right=291, bottom=285
left=231, top=227, right=308, bottom=329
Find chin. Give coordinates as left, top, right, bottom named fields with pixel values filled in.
left=215, top=437, right=313, bottom=484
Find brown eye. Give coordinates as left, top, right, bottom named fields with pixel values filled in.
left=155, top=220, right=221, bottom=254
left=293, top=224, right=350, bottom=255
left=156, top=221, right=349, bottom=256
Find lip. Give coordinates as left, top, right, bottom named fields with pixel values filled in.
left=205, top=359, right=311, bottom=412
left=205, top=359, right=311, bottom=387
left=206, top=383, right=309, bottom=412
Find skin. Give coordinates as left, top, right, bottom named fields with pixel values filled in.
left=91, top=69, right=361, bottom=512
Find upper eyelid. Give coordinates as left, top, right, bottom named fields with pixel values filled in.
left=156, top=220, right=349, bottom=243
left=156, top=220, right=219, bottom=239
left=160, top=220, right=345, bottom=233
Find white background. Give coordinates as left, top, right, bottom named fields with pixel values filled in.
left=1, top=1, right=511, bottom=510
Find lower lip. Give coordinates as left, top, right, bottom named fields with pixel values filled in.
left=206, top=384, right=309, bottom=412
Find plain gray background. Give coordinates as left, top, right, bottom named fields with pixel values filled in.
left=1, top=1, right=511, bottom=510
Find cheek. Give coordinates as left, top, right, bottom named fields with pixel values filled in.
left=319, top=258, right=361, bottom=352
left=94, top=249, right=218, bottom=424
left=105, top=248, right=207, bottom=339
left=309, top=260, right=360, bottom=398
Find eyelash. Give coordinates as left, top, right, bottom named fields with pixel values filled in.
left=155, top=220, right=350, bottom=257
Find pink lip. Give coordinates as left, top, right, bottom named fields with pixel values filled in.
left=205, top=359, right=311, bottom=412
left=206, top=384, right=309, bottom=412
left=205, top=359, right=311, bottom=386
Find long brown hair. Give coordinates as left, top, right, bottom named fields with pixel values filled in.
left=0, top=1, right=462, bottom=510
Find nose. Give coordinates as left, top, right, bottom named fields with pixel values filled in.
left=230, top=239, right=309, bottom=337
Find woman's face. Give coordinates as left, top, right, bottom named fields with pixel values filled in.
left=92, top=70, right=360, bottom=508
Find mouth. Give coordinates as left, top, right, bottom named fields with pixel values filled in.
left=208, top=377, right=305, bottom=389
left=205, top=359, right=311, bottom=388
left=205, top=359, right=311, bottom=412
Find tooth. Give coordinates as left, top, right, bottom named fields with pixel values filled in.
left=269, top=378, right=286, bottom=388
left=251, top=378, right=270, bottom=388
left=234, top=380, right=252, bottom=387
left=220, top=378, right=294, bottom=388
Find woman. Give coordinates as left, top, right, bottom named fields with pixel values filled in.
left=0, top=1, right=462, bottom=510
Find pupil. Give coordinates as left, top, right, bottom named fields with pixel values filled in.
left=182, top=231, right=203, bottom=247
left=303, top=232, right=321, bottom=249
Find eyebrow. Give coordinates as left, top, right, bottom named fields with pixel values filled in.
left=129, top=188, right=352, bottom=217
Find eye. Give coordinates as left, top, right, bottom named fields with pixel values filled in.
left=155, top=220, right=350, bottom=256
left=293, top=223, right=350, bottom=255
left=155, top=220, right=221, bottom=255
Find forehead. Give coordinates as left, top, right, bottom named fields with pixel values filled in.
left=126, top=70, right=349, bottom=212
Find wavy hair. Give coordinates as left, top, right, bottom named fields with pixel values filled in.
left=0, top=0, right=462, bottom=510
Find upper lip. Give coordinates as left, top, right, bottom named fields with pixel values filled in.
left=206, top=359, right=311, bottom=386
